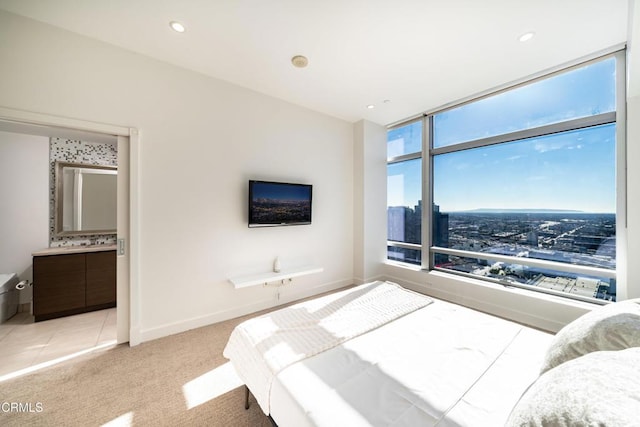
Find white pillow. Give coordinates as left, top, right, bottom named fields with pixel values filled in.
left=540, top=298, right=640, bottom=374
left=506, top=348, right=640, bottom=427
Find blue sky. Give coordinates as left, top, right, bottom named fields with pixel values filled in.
left=387, top=57, right=617, bottom=213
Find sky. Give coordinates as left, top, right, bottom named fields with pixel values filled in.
left=387, top=57, right=617, bottom=213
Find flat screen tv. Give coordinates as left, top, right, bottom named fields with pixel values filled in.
left=248, top=180, right=312, bottom=227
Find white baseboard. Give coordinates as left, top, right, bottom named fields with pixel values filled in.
left=352, top=275, right=385, bottom=286
left=137, top=278, right=353, bottom=344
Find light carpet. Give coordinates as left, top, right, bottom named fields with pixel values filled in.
left=0, top=312, right=273, bottom=427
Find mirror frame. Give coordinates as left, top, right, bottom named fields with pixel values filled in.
left=54, top=161, right=118, bottom=236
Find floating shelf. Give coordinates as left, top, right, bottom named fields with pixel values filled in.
left=229, top=266, right=323, bottom=289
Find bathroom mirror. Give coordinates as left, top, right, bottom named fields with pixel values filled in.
left=54, top=162, right=117, bottom=236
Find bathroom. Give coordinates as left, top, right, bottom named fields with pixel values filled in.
left=0, top=123, right=118, bottom=377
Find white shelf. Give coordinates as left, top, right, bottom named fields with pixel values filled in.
left=229, top=266, right=323, bottom=289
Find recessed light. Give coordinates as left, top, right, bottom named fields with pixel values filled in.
left=170, top=21, right=186, bottom=33
left=367, top=105, right=375, bottom=109
left=519, top=31, right=535, bottom=42
left=291, top=55, right=309, bottom=68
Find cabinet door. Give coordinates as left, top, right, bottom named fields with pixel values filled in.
left=86, top=251, right=116, bottom=307
left=33, top=253, right=86, bottom=317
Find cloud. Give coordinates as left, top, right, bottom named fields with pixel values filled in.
left=533, top=139, right=579, bottom=153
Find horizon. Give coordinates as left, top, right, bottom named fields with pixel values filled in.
left=388, top=123, right=616, bottom=212
left=388, top=205, right=615, bottom=215
left=388, top=57, right=616, bottom=214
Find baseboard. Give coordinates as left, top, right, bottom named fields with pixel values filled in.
left=352, top=275, right=385, bottom=286
left=276, top=278, right=354, bottom=304
left=137, top=278, right=354, bottom=344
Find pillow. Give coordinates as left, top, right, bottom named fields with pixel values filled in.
left=540, top=298, right=640, bottom=374
left=506, top=348, right=640, bottom=427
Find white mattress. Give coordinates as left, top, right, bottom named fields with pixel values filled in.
left=224, top=281, right=433, bottom=413
left=268, top=298, right=553, bottom=427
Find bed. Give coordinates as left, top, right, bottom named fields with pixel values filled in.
left=223, top=281, right=640, bottom=426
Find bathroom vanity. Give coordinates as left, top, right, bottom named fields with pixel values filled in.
left=32, top=245, right=116, bottom=322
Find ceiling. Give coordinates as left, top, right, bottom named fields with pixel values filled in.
left=0, top=0, right=630, bottom=126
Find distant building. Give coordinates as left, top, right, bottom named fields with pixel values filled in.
left=433, top=204, right=449, bottom=265
left=530, top=275, right=604, bottom=299
left=388, top=206, right=406, bottom=242
left=526, top=230, right=539, bottom=247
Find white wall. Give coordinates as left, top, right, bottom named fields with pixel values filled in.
left=626, top=0, right=640, bottom=300
left=0, top=10, right=354, bottom=342
left=626, top=94, right=640, bottom=300
left=0, top=130, right=49, bottom=302
left=353, top=120, right=387, bottom=284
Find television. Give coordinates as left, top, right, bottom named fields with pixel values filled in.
left=248, top=180, right=312, bottom=227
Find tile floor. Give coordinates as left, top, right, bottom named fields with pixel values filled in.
left=0, top=308, right=117, bottom=378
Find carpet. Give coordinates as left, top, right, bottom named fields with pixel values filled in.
left=0, top=313, right=273, bottom=427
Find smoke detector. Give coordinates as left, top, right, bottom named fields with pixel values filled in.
left=291, top=55, right=309, bottom=68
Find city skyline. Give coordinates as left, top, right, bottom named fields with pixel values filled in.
left=387, top=208, right=617, bottom=301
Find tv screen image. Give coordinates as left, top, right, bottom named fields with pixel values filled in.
left=249, top=180, right=312, bottom=227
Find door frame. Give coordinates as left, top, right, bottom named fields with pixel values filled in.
left=0, top=106, right=139, bottom=345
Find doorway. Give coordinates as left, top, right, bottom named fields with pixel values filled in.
left=0, top=108, right=135, bottom=378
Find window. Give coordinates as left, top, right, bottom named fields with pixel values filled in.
left=387, top=52, right=624, bottom=303
left=387, top=121, right=422, bottom=265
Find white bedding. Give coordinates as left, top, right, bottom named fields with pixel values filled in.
left=223, top=281, right=433, bottom=413
left=225, top=283, right=553, bottom=426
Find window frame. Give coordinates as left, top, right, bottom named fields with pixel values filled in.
left=387, top=117, right=424, bottom=262
left=386, top=49, right=627, bottom=304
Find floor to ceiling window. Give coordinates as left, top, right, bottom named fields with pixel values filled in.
left=387, top=50, right=625, bottom=303
left=387, top=120, right=423, bottom=265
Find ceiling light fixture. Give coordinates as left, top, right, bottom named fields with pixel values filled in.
left=170, top=21, right=186, bottom=33
left=367, top=105, right=375, bottom=109
left=518, top=31, right=535, bottom=42
left=291, top=55, right=309, bottom=68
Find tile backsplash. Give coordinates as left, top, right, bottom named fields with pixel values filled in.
left=49, top=137, right=118, bottom=247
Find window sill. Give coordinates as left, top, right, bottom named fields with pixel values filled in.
left=382, top=260, right=599, bottom=332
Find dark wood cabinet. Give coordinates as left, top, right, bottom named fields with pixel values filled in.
left=86, top=251, right=117, bottom=307
left=33, top=250, right=116, bottom=321
left=33, top=253, right=85, bottom=318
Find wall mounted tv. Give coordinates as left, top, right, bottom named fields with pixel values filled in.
left=248, top=180, right=312, bottom=227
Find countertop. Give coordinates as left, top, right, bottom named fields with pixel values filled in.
left=32, top=244, right=117, bottom=256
